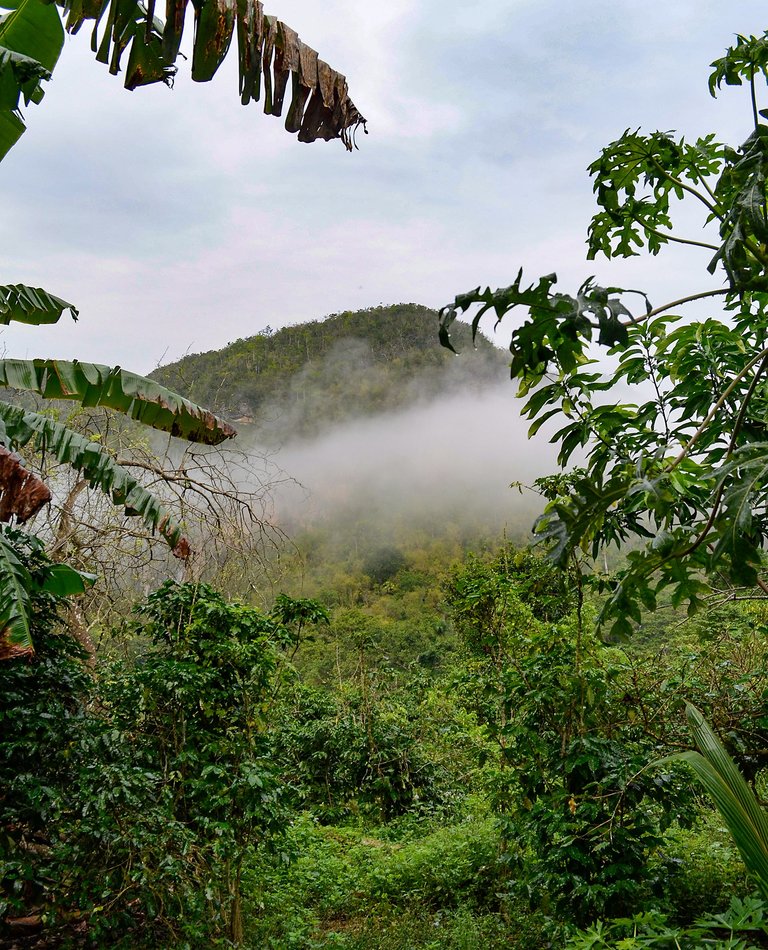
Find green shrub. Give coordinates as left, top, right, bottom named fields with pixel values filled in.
left=566, top=896, right=768, bottom=948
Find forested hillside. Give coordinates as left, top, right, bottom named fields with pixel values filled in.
left=151, top=305, right=509, bottom=441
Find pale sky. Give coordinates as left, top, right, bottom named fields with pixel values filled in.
left=3, top=1, right=767, bottom=374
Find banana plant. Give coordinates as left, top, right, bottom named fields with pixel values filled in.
left=658, top=704, right=768, bottom=901
left=0, top=0, right=365, bottom=654
left=0, top=528, right=96, bottom=660
left=0, top=283, right=236, bottom=658
left=0, top=0, right=366, bottom=161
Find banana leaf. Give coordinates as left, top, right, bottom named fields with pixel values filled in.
left=0, top=402, right=192, bottom=556
left=0, top=526, right=95, bottom=659
left=0, top=283, right=78, bottom=325
left=0, top=527, right=34, bottom=657
left=0, top=444, right=51, bottom=522
left=0, top=0, right=64, bottom=158
left=0, top=358, right=236, bottom=444
left=59, top=0, right=366, bottom=149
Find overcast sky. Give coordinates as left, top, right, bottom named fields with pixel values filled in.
left=3, top=0, right=768, bottom=374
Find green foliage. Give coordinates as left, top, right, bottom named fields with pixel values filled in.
left=648, top=817, right=747, bottom=921
left=0, top=0, right=63, bottom=159
left=244, top=813, right=514, bottom=950
left=275, top=677, right=473, bottom=821
left=1, top=579, right=319, bottom=946
left=0, top=533, right=92, bottom=924
left=0, top=525, right=92, bottom=655
left=446, top=551, right=700, bottom=923
left=153, top=304, right=508, bottom=440
left=351, top=819, right=498, bottom=909
left=440, top=30, right=768, bottom=630
left=363, top=546, right=408, bottom=585
left=567, top=896, right=768, bottom=949
left=659, top=705, right=768, bottom=903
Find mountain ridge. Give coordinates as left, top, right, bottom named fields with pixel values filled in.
left=151, top=304, right=509, bottom=442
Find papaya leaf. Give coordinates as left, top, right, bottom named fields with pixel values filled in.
left=0, top=358, right=236, bottom=444
left=440, top=272, right=643, bottom=383
left=710, top=33, right=768, bottom=97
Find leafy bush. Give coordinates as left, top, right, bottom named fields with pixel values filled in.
left=447, top=552, right=699, bottom=924
left=2, top=577, right=302, bottom=947
left=0, top=532, right=92, bottom=931
left=275, top=677, right=474, bottom=822
left=566, top=896, right=768, bottom=949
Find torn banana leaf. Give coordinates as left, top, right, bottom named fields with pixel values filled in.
left=0, top=402, right=192, bottom=557
left=0, top=283, right=79, bottom=325
left=0, top=358, right=236, bottom=444
left=58, top=0, right=366, bottom=149
left=0, top=445, right=51, bottom=523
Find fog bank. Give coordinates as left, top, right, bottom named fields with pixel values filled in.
left=239, top=382, right=558, bottom=541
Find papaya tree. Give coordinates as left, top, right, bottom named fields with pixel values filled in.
left=441, top=30, right=768, bottom=636
left=0, top=0, right=364, bottom=657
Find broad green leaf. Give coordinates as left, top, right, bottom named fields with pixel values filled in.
left=191, top=0, right=235, bottom=83
left=0, top=0, right=63, bottom=159
left=41, top=562, right=97, bottom=596
left=0, top=525, right=33, bottom=656
left=0, top=103, right=21, bottom=154
left=0, top=358, right=236, bottom=444
left=0, top=402, right=191, bottom=556
left=0, top=530, right=95, bottom=659
left=0, top=283, right=78, bottom=325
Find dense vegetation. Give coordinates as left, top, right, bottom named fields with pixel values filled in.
left=151, top=305, right=508, bottom=440
left=9, top=11, right=768, bottom=950
left=6, top=531, right=768, bottom=948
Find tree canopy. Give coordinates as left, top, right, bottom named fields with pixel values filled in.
left=441, top=31, right=768, bottom=636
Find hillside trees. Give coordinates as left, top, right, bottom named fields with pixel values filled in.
left=441, top=32, right=768, bottom=635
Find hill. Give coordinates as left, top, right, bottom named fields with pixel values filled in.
left=151, top=304, right=509, bottom=442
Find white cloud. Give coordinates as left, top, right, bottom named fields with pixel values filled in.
left=2, top=0, right=765, bottom=375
